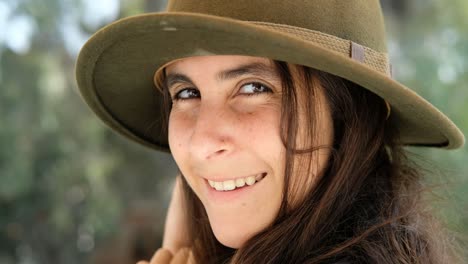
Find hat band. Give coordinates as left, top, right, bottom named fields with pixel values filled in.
left=248, top=21, right=392, bottom=78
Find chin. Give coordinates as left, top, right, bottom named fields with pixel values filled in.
left=211, top=226, right=250, bottom=249
left=207, top=213, right=264, bottom=249
left=203, top=201, right=280, bottom=249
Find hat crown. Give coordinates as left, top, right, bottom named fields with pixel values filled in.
left=167, top=0, right=388, bottom=52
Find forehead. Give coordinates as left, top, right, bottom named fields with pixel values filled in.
left=165, top=55, right=273, bottom=73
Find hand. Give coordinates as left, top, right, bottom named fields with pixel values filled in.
left=162, top=175, right=191, bottom=255
left=136, top=247, right=194, bottom=264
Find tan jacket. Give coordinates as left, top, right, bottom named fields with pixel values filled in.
left=137, top=247, right=195, bottom=264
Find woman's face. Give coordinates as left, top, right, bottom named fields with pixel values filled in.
left=166, top=55, right=333, bottom=248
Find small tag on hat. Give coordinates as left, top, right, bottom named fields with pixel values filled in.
left=350, top=41, right=365, bottom=63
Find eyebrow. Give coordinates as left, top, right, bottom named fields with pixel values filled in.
left=165, top=61, right=279, bottom=91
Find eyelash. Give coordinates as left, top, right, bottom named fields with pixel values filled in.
left=171, top=82, right=273, bottom=101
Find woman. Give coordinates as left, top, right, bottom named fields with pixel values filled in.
left=76, top=0, right=465, bottom=263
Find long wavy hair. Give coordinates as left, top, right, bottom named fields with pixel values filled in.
left=158, top=60, right=459, bottom=263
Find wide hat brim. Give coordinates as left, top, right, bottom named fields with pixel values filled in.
left=76, top=12, right=465, bottom=152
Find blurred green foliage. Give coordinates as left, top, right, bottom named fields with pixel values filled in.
left=0, top=0, right=466, bottom=263
left=385, top=0, right=468, bottom=232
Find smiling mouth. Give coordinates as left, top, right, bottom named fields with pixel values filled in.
left=207, top=172, right=267, bottom=191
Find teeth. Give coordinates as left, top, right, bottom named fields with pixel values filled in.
left=214, top=181, right=223, bottom=191
left=245, top=176, right=256, bottom=186
left=208, top=180, right=215, bottom=188
left=208, top=173, right=265, bottom=191
left=223, top=180, right=236, bottom=191
left=235, top=178, right=245, bottom=187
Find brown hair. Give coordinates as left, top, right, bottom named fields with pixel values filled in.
left=158, top=60, right=459, bottom=263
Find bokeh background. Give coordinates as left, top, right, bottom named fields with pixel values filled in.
left=0, top=0, right=467, bottom=263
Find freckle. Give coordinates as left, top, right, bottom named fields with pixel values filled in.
left=241, top=202, right=246, bottom=207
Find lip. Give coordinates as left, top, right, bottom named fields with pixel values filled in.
left=204, top=173, right=267, bottom=204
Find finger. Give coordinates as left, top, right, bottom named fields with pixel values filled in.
left=170, top=247, right=190, bottom=263
left=136, top=261, right=149, bottom=264
left=150, top=248, right=173, bottom=264
left=187, top=249, right=195, bottom=264
left=163, top=175, right=190, bottom=254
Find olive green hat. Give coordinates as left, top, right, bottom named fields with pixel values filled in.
left=76, top=0, right=465, bottom=152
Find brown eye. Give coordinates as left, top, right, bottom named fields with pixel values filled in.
left=174, top=88, right=200, bottom=100
left=239, top=82, right=272, bottom=96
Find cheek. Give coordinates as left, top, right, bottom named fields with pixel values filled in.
left=168, top=111, right=192, bottom=174
left=240, top=109, right=286, bottom=195
left=240, top=106, right=282, bottom=146
left=168, top=114, right=180, bottom=150
left=168, top=113, right=201, bottom=195
left=238, top=112, right=285, bottom=182
left=168, top=109, right=191, bottom=150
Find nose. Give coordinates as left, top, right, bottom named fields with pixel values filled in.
left=188, top=102, right=237, bottom=161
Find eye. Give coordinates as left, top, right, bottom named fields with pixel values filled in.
left=238, top=82, right=273, bottom=96
left=173, top=88, right=200, bottom=101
